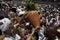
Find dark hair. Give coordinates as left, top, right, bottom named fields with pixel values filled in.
left=0, top=3, right=1, bottom=8
left=0, top=16, right=4, bottom=20
left=0, top=30, right=2, bottom=35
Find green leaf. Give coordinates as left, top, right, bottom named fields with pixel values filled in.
left=25, top=0, right=38, bottom=11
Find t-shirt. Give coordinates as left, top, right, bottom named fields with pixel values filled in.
left=3, top=37, right=14, bottom=40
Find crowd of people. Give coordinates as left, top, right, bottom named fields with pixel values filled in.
left=39, top=4, right=60, bottom=40
left=0, top=1, right=60, bottom=40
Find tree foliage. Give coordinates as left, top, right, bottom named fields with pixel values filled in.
left=25, top=0, right=38, bottom=11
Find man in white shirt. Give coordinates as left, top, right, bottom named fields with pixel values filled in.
left=0, top=17, right=11, bottom=35
left=16, top=6, right=25, bottom=16
left=3, top=34, right=21, bottom=40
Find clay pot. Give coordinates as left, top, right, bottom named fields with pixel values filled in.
left=27, top=11, right=40, bottom=28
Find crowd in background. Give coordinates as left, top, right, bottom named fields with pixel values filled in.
left=0, top=2, right=60, bottom=40
left=39, top=4, right=60, bottom=40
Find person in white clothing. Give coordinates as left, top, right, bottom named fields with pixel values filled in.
left=0, top=17, right=11, bottom=35
left=16, top=6, right=25, bottom=16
